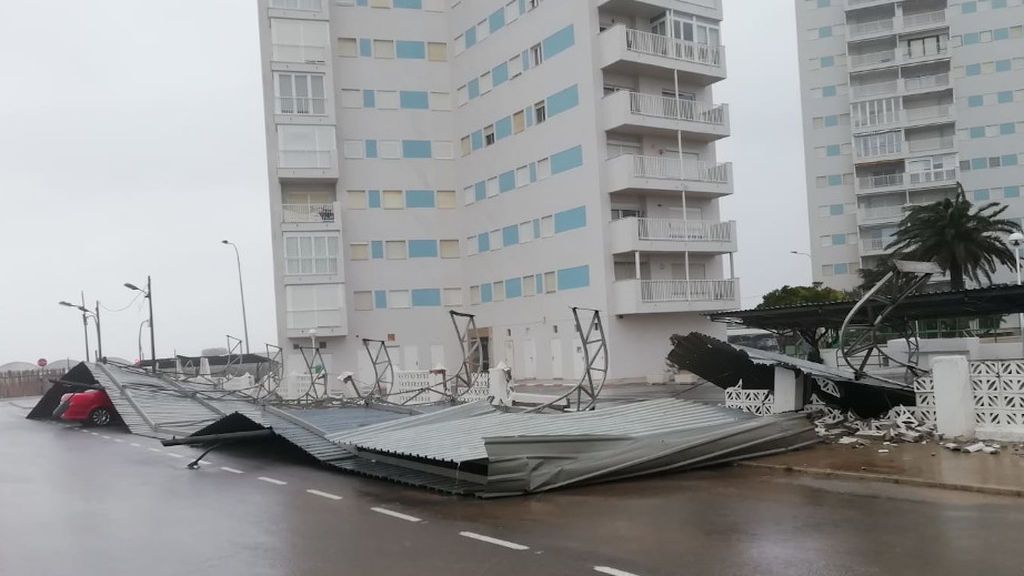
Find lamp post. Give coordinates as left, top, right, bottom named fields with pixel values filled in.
left=125, top=276, right=156, bottom=373
left=221, top=240, right=250, bottom=354
left=59, top=294, right=102, bottom=362
left=789, top=250, right=812, bottom=260
left=1009, top=232, right=1024, bottom=357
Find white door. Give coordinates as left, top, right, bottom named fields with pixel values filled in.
left=403, top=346, right=420, bottom=370
left=503, top=339, right=515, bottom=374
left=522, top=339, right=537, bottom=379
left=573, top=343, right=586, bottom=379
left=550, top=339, right=564, bottom=379
left=429, top=345, right=445, bottom=370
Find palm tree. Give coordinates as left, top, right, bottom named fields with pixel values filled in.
left=886, top=183, right=1022, bottom=290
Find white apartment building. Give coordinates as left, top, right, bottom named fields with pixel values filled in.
left=257, top=0, right=738, bottom=385
left=796, top=0, right=1024, bottom=291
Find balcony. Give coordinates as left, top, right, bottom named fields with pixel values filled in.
left=604, top=154, right=733, bottom=197
left=907, top=167, right=957, bottom=188
left=848, top=18, right=895, bottom=40
left=861, top=237, right=895, bottom=255
left=858, top=204, right=907, bottom=225
left=599, top=25, right=726, bottom=85
left=602, top=91, right=729, bottom=141
left=902, top=10, right=946, bottom=31
left=277, top=149, right=337, bottom=179
left=851, top=79, right=899, bottom=100
left=276, top=96, right=328, bottom=116
left=597, top=0, right=723, bottom=20
left=856, top=173, right=905, bottom=194
left=855, top=167, right=958, bottom=195
left=271, top=43, right=328, bottom=65
left=609, top=218, right=737, bottom=254
left=613, top=278, right=739, bottom=315
left=281, top=202, right=341, bottom=230
left=906, top=135, right=955, bottom=154
left=846, top=0, right=895, bottom=9
left=901, top=45, right=949, bottom=65
left=903, top=73, right=950, bottom=94
left=849, top=49, right=898, bottom=71
left=852, top=103, right=954, bottom=134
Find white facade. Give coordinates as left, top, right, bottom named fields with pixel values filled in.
left=796, top=0, right=1024, bottom=290
left=257, top=0, right=738, bottom=383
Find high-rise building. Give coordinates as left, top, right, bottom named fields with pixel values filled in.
left=257, top=0, right=737, bottom=387
left=796, top=0, right=1024, bottom=291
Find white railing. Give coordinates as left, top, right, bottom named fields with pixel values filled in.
left=688, top=160, right=731, bottom=183
left=625, top=92, right=726, bottom=125
left=640, top=279, right=736, bottom=303
left=903, top=73, right=949, bottom=92
left=848, top=18, right=894, bottom=38
left=272, top=43, right=328, bottom=64
left=904, top=104, right=952, bottom=122
left=861, top=237, right=893, bottom=252
left=278, top=149, right=334, bottom=169
left=634, top=218, right=733, bottom=243
left=270, top=0, right=322, bottom=9
left=282, top=203, right=337, bottom=223
left=907, top=135, right=955, bottom=153
left=860, top=205, right=906, bottom=221
left=903, top=9, right=946, bottom=28
left=908, top=168, right=957, bottom=186
left=856, top=137, right=903, bottom=159
left=849, top=49, right=896, bottom=68
left=626, top=155, right=730, bottom=183
left=276, top=96, right=327, bottom=115
left=847, top=0, right=887, bottom=6
left=858, top=173, right=904, bottom=190
left=852, top=80, right=898, bottom=99
left=903, top=45, right=948, bottom=61
left=623, top=28, right=724, bottom=68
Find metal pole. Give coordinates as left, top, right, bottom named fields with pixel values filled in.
left=227, top=242, right=251, bottom=354
left=1016, top=245, right=1023, bottom=358
left=80, top=291, right=90, bottom=363
left=94, top=301, right=103, bottom=361
left=147, top=275, right=156, bottom=374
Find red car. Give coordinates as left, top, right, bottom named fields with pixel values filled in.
left=53, top=389, right=118, bottom=427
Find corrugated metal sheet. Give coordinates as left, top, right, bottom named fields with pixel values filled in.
left=737, top=346, right=911, bottom=391
left=331, top=398, right=756, bottom=464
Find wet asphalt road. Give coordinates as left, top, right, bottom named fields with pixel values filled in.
left=4, top=398, right=1024, bottom=576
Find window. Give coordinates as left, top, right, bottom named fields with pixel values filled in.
left=506, top=1, right=519, bottom=23
left=389, top=290, right=411, bottom=309
left=530, top=43, right=543, bottom=66
left=493, top=281, right=505, bottom=301
left=385, top=240, right=407, bottom=259
left=534, top=101, right=547, bottom=124
left=437, top=190, right=456, bottom=209
left=276, top=73, right=327, bottom=115
left=379, top=140, right=401, bottom=159
left=512, top=110, right=526, bottom=133
left=440, top=240, right=460, bottom=258
left=490, top=229, right=501, bottom=248
left=350, top=243, right=370, bottom=260
left=460, top=136, right=471, bottom=156
left=484, top=125, right=496, bottom=146
left=353, top=291, right=373, bottom=311
left=519, top=222, right=532, bottom=242
left=457, top=85, right=468, bottom=106
left=537, top=158, right=551, bottom=180
left=470, top=286, right=481, bottom=305
left=523, top=275, right=536, bottom=297
left=477, top=20, right=489, bottom=42
left=373, top=39, right=395, bottom=58
left=286, top=284, right=344, bottom=330
left=347, top=190, right=367, bottom=209
left=382, top=190, right=404, bottom=209
left=485, top=177, right=498, bottom=198
left=541, top=215, right=554, bottom=237
left=434, top=141, right=455, bottom=159
left=516, top=165, right=529, bottom=187
left=427, top=42, right=448, bottom=61
left=343, top=140, right=364, bottom=159
left=340, top=89, right=362, bottom=108
left=336, top=37, right=357, bottom=57
left=429, top=91, right=451, bottom=110
left=454, top=35, right=466, bottom=56
left=443, top=288, right=463, bottom=307
left=544, top=271, right=556, bottom=293
left=376, top=90, right=399, bottom=109
left=508, top=55, right=524, bottom=78
left=480, top=71, right=493, bottom=94
left=284, top=233, right=339, bottom=275
left=279, top=125, right=336, bottom=168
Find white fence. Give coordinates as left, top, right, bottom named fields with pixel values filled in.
left=276, top=96, right=327, bottom=115
left=634, top=218, right=733, bottom=243
left=387, top=370, right=491, bottom=405
left=629, top=155, right=730, bottom=183
left=272, top=43, right=328, bottom=64
left=282, top=203, right=337, bottom=223
left=625, top=92, right=726, bottom=125
left=640, top=279, right=736, bottom=303
left=624, top=28, right=724, bottom=68
left=915, top=360, right=1024, bottom=430
left=904, top=73, right=949, bottom=92
left=903, top=9, right=946, bottom=28
left=725, top=387, right=775, bottom=416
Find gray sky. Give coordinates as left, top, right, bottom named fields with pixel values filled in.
left=0, top=0, right=810, bottom=365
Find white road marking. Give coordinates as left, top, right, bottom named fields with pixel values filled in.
left=130, top=443, right=141, bottom=447
left=258, top=476, right=287, bottom=486
left=458, top=532, right=529, bottom=551
left=306, top=489, right=343, bottom=501
left=220, top=467, right=245, bottom=474
left=113, top=438, right=124, bottom=443
left=90, top=432, right=99, bottom=436
left=371, top=507, right=422, bottom=523
left=199, top=460, right=212, bottom=465
left=595, top=567, right=642, bottom=576
left=148, top=448, right=162, bottom=453
left=166, top=453, right=184, bottom=459
left=101, top=435, right=111, bottom=439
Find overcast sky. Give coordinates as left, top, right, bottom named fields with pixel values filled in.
left=0, top=0, right=810, bottom=365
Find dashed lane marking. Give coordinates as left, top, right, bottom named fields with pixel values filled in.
left=199, top=460, right=212, bottom=465
left=595, top=567, right=642, bottom=576
left=458, top=532, right=529, bottom=551
left=258, top=476, right=288, bottom=486
left=220, top=467, right=245, bottom=474
left=371, top=507, right=422, bottom=523
left=113, top=438, right=124, bottom=443
left=166, top=453, right=184, bottom=459
left=148, top=448, right=162, bottom=453
left=101, top=435, right=111, bottom=439
left=306, top=489, right=343, bottom=501
left=130, top=443, right=141, bottom=447
left=90, top=432, right=99, bottom=436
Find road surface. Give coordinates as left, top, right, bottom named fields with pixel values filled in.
left=2, top=398, right=1023, bottom=576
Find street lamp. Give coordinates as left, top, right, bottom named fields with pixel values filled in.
left=58, top=293, right=102, bottom=362
left=1009, top=232, right=1024, bottom=357
left=790, top=250, right=812, bottom=260
left=125, top=276, right=156, bottom=373
left=221, top=240, right=250, bottom=355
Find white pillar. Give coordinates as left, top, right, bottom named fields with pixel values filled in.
left=773, top=366, right=804, bottom=413
left=932, top=355, right=975, bottom=438
left=634, top=250, right=641, bottom=279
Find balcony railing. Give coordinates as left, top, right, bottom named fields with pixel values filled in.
left=860, top=204, right=906, bottom=221
left=629, top=155, right=730, bottom=183
left=852, top=80, right=898, bottom=99
left=862, top=237, right=894, bottom=252
left=272, top=43, right=328, bottom=64
left=858, top=173, right=904, bottom=190
left=849, top=49, right=897, bottom=69
left=278, top=149, right=334, bottom=169
left=903, top=9, right=946, bottom=29
left=625, top=92, right=727, bottom=125
left=908, top=168, right=957, bottom=186
left=270, top=0, right=322, bottom=9
left=907, top=135, right=955, bottom=153
left=276, top=96, right=327, bottom=115
left=632, top=218, right=734, bottom=243
left=640, top=279, right=736, bottom=303
left=903, top=45, right=948, bottom=61
left=282, top=203, right=338, bottom=223
left=903, top=73, right=949, bottom=92
left=624, top=28, right=724, bottom=68
left=848, top=18, right=894, bottom=38
left=904, top=104, right=952, bottom=122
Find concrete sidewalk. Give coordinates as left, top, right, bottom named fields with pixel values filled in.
left=743, top=441, right=1024, bottom=498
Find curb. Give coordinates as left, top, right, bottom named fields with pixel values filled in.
left=738, top=461, right=1024, bottom=499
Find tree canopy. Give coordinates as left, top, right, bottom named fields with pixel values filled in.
left=757, top=283, right=850, bottom=309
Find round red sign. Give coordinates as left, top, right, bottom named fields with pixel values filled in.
left=37, top=358, right=48, bottom=368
